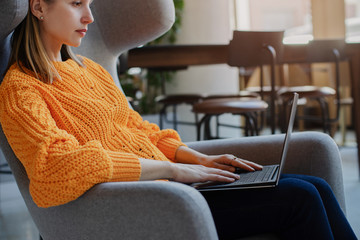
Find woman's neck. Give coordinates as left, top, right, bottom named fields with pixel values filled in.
left=47, top=50, right=63, bottom=62
left=40, top=34, right=63, bottom=62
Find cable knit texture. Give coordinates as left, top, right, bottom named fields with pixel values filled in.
left=0, top=57, right=185, bottom=208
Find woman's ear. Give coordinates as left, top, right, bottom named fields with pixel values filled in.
left=29, top=0, right=44, bottom=20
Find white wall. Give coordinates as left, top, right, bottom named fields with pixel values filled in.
left=164, top=0, right=242, bottom=141
left=166, top=0, right=238, bottom=95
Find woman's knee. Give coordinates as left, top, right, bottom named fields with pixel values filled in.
left=282, top=174, right=334, bottom=198
left=305, top=176, right=333, bottom=194
left=278, top=178, right=333, bottom=239
left=279, top=177, right=324, bottom=207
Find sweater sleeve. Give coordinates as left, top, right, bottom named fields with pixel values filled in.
left=127, top=109, right=186, bottom=160
left=0, top=84, right=141, bottom=208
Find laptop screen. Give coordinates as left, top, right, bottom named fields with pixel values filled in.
left=275, top=92, right=298, bottom=185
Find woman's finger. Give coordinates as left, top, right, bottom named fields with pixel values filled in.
left=213, top=162, right=236, bottom=172
left=207, top=174, right=237, bottom=183
left=207, top=166, right=238, bottom=177
left=173, top=164, right=241, bottom=183
left=228, top=157, right=263, bottom=172
left=204, top=166, right=240, bottom=181
left=238, top=158, right=263, bottom=170
left=204, top=154, right=262, bottom=172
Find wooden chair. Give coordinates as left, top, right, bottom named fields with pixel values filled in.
left=156, top=93, right=203, bottom=130
left=118, top=53, right=201, bottom=131
left=192, top=97, right=268, bottom=140
left=228, top=31, right=284, bottom=134
left=152, top=67, right=204, bottom=130
left=192, top=31, right=283, bottom=140
left=279, top=39, right=349, bottom=135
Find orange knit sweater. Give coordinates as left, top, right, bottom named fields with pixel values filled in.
left=0, top=57, right=185, bottom=208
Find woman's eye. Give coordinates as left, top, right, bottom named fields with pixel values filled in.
left=72, top=1, right=82, bottom=7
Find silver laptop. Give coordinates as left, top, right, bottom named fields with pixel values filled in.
left=194, top=92, right=298, bottom=191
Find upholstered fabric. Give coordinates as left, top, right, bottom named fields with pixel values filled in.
left=75, top=0, right=175, bottom=90
left=0, top=0, right=28, bottom=78
left=0, top=0, right=28, bottom=40
left=0, top=122, right=219, bottom=239
left=0, top=35, right=12, bottom=78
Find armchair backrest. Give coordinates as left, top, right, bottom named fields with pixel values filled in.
left=0, top=0, right=33, bottom=229
left=0, top=0, right=29, bottom=185
left=0, top=36, right=11, bottom=80
left=0, top=0, right=175, bottom=238
left=75, top=0, right=175, bottom=90
left=0, top=0, right=29, bottom=80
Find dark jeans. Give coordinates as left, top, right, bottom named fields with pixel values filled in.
left=201, top=174, right=357, bottom=240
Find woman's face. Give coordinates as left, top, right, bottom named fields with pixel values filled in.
left=35, top=0, right=94, bottom=58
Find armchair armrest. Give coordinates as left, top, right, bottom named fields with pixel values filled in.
left=186, top=132, right=346, bottom=213
left=5, top=130, right=345, bottom=239
left=1, top=122, right=218, bottom=240
left=28, top=181, right=218, bottom=240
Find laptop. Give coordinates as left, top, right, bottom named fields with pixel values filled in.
left=193, top=92, right=299, bottom=191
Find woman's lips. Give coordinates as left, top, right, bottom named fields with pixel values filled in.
left=76, top=29, right=87, bottom=37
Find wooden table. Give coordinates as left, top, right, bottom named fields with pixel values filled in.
left=128, top=43, right=360, bottom=177
left=127, top=45, right=228, bottom=68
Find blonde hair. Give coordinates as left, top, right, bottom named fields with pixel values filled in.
left=7, top=1, right=84, bottom=84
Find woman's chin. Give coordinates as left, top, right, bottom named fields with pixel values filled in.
left=67, top=40, right=82, bottom=48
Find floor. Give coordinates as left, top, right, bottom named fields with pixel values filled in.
left=340, top=145, right=360, bottom=238
left=0, top=118, right=359, bottom=239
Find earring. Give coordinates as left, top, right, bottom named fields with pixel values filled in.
left=40, top=16, right=44, bottom=20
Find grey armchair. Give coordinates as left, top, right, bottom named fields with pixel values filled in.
left=0, top=1, right=346, bottom=240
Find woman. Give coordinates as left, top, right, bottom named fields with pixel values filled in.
left=0, top=0, right=356, bottom=239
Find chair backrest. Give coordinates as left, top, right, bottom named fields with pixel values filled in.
left=74, top=0, right=175, bottom=91
left=308, top=39, right=346, bottom=120
left=0, top=0, right=175, bottom=237
left=227, top=31, right=284, bottom=134
left=283, top=39, right=346, bottom=66
left=227, top=30, right=284, bottom=67
left=0, top=0, right=33, bottom=225
left=0, top=0, right=29, bottom=79
left=0, top=35, right=12, bottom=79
left=307, top=39, right=346, bottom=63
left=282, top=39, right=347, bottom=123
left=0, top=0, right=29, bottom=174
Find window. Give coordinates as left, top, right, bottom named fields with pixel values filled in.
left=345, top=0, right=360, bottom=42
left=234, top=0, right=359, bottom=43
left=233, top=0, right=313, bottom=44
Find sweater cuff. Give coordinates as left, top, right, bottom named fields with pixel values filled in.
left=105, top=150, right=141, bottom=181
left=157, top=138, right=187, bottom=161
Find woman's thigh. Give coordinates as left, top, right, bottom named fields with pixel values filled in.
left=280, top=174, right=356, bottom=240
left=201, top=176, right=333, bottom=240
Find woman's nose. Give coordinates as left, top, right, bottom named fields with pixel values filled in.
left=82, top=6, right=94, bottom=24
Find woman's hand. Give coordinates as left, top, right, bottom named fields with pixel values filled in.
left=198, top=154, right=263, bottom=173
left=170, top=163, right=240, bottom=184
left=139, top=146, right=264, bottom=184
left=139, top=158, right=239, bottom=183
left=174, top=146, right=263, bottom=173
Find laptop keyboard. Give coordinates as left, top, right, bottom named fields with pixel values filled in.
left=226, top=165, right=277, bottom=186
left=192, top=164, right=280, bottom=190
